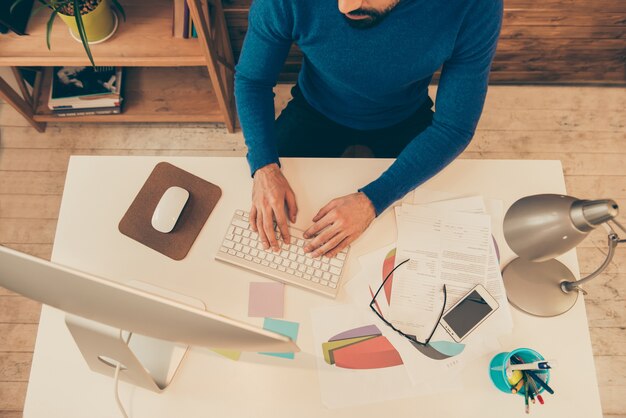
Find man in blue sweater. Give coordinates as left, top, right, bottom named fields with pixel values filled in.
left=235, top=0, right=503, bottom=257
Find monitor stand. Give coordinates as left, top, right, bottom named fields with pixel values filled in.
left=64, top=281, right=206, bottom=393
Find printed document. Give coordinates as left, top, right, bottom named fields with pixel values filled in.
left=388, top=205, right=492, bottom=340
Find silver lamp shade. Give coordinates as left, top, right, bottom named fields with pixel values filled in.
left=502, top=194, right=619, bottom=317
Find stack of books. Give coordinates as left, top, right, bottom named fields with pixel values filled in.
left=48, top=66, right=124, bottom=117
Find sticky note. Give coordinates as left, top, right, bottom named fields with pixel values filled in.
left=259, top=318, right=299, bottom=359
left=248, top=282, right=284, bottom=318
left=211, top=348, right=242, bottom=361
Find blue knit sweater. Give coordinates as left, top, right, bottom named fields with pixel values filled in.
left=235, top=0, right=503, bottom=215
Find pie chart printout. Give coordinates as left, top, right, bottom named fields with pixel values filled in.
left=322, top=325, right=404, bottom=369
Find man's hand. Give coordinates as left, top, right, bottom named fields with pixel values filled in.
left=250, top=163, right=298, bottom=252
left=303, top=192, right=376, bottom=258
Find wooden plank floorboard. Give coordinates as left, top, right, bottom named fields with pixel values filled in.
left=1, top=85, right=625, bottom=417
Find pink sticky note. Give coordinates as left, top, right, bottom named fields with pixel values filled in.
left=248, top=282, right=285, bottom=318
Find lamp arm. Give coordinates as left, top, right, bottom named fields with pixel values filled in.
left=561, top=230, right=621, bottom=293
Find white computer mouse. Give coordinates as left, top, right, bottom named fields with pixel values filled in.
left=151, top=186, right=190, bottom=233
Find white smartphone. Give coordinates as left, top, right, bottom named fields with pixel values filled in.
left=440, top=284, right=499, bottom=342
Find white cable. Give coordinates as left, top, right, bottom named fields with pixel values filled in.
left=113, top=330, right=132, bottom=418
left=114, top=362, right=129, bottom=418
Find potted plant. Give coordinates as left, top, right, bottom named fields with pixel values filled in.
left=12, top=0, right=126, bottom=66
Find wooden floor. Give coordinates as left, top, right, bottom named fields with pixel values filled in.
left=0, top=85, right=625, bottom=417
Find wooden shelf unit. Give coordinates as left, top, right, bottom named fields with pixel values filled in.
left=0, top=0, right=236, bottom=132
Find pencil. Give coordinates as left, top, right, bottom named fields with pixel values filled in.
left=511, top=377, right=525, bottom=394
left=524, top=379, right=530, bottom=414
left=529, top=377, right=545, bottom=405
left=526, top=369, right=554, bottom=395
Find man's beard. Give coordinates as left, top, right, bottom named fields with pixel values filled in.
left=343, top=1, right=400, bottom=30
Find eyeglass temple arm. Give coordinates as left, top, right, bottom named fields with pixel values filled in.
left=561, top=219, right=625, bottom=293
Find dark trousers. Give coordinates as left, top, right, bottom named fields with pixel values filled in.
left=275, top=85, right=434, bottom=158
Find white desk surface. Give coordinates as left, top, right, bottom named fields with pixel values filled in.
left=24, top=157, right=602, bottom=418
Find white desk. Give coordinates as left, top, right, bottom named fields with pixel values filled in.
left=24, top=157, right=602, bottom=417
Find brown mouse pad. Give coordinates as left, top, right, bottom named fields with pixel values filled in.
left=118, top=162, right=222, bottom=260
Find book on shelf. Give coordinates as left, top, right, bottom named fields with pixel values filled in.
left=48, top=66, right=124, bottom=110
left=53, top=105, right=122, bottom=117
left=172, top=0, right=186, bottom=38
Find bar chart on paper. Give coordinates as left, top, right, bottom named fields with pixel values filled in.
left=322, top=325, right=403, bottom=369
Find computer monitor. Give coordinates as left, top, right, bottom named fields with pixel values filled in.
left=0, top=245, right=298, bottom=357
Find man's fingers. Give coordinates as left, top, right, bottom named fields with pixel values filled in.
left=303, top=214, right=333, bottom=240
left=255, top=210, right=270, bottom=250
left=285, top=190, right=298, bottom=223
left=274, top=205, right=291, bottom=245
left=312, top=200, right=336, bottom=223
left=311, top=232, right=346, bottom=258
left=326, top=236, right=352, bottom=258
left=249, top=206, right=258, bottom=232
left=262, top=208, right=279, bottom=251
left=305, top=225, right=340, bottom=254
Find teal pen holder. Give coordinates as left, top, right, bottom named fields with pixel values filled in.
left=489, top=347, right=550, bottom=396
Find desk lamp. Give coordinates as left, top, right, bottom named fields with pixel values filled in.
left=502, top=194, right=625, bottom=317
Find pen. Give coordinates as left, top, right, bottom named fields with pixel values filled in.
left=524, top=379, right=530, bottom=414
left=512, top=355, right=555, bottom=395
left=529, top=378, right=545, bottom=405
left=525, top=369, right=554, bottom=395
left=509, top=360, right=555, bottom=371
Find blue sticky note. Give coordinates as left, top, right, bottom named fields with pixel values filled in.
left=259, top=318, right=299, bottom=359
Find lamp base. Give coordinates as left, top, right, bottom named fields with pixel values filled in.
left=502, top=257, right=579, bottom=317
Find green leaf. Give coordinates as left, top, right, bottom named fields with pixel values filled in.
left=111, top=0, right=126, bottom=22
left=45, top=10, right=57, bottom=50
left=72, top=0, right=96, bottom=67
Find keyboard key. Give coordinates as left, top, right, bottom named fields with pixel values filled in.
left=244, top=255, right=253, bottom=261
left=228, top=249, right=236, bottom=255
left=331, top=275, right=339, bottom=283
left=282, top=259, right=290, bottom=267
left=314, top=270, right=323, bottom=278
left=251, top=232, right=259, bottom=240
left=220, top=246, right=228, bottom=252
left=270, top=263, right=278, bottom=269
left=234, top=243, right=243, bottom=252
left=321, top=264, right=329, bottom=272
left=287, top=268, right=295, bottom=274
left=234, top=227, right=243, bottom=235
left=329, top=283, right=337, bottom=289
left=232, top=219, right=249, bottom=229
left=288, top=253, right=297, bottom=261
left=242, top=237, right=250, bottom=246
left=253, top=257, right=261, bottom=263
left=223, top=240, right=235, bottom=249
left=250, top=249, right=259, bottom=257
left=295, top=271, right=303, bottom=277
left=233, top=235, right=242, bottom=243
left=226, top=234, right=234, bottom=241
left=330, top=258, right=344, bottom=268
left=313, top=260, right=321, bottom=269
left=330, top=266, right=341, bottom=275
left=323, top=272, right=331, bottom=280
left=312, top=277, right=320, bottom=283
left=337, top=252, right=346, bottom=260
left=321, top=280, right=329, bottom=286
left=236, top=251, right=244, bottom=258
left=243, top=230, right=251, bottom=238
left=242, top=247, right=250, bottom=254
left=304, top=274, right=312, bottom=280
left=305, top=259, right=313, bottom=266
left=236, top=210, right=244, bottom=216
left=278, top=266, right=286, bottom=272
left=261, top=260, right=270, bottom=266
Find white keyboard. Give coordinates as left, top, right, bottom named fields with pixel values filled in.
left=215, top=210, right=348, bottom=298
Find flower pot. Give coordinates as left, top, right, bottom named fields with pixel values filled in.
left=58, top=0, right=117, bottom=44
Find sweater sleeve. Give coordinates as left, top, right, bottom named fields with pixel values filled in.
left=359, top=0, right=503, bottom=215
left=234, top=0, right=294, bottom=176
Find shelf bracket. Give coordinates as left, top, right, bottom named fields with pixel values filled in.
left=188, top=0, right=237, bottom=133
left=0, top=71, right=46, bottom=133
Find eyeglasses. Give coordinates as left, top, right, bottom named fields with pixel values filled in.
left=369, top=258, right=447, bottom=346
